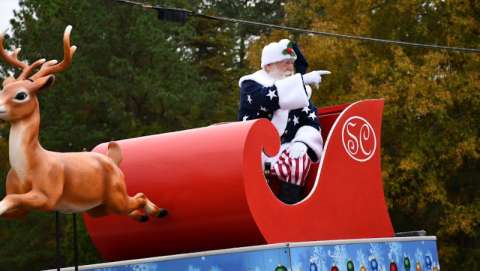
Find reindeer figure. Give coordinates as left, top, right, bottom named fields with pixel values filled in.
left=0, top=26, right=166, bottom=222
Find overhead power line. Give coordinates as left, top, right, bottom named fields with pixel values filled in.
left=114, top=0, right=480, bottom=54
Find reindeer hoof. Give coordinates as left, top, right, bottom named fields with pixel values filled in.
left=139, top=215, right=149, bottom=222
left=157, top=208, right=168, bottom=218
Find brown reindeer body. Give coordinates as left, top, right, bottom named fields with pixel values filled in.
left=0, top=26, right=165, bottom=222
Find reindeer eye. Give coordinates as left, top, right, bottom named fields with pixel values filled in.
left=14, top=91, right=29, bottom=101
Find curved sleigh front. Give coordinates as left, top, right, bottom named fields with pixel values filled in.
left=84, top=99, right=394, bottom=261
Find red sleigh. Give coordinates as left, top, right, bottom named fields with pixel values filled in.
left=84, top=99, right=394, bottom=261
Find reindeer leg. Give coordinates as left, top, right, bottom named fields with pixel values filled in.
left=127, top=193, right=168, bottom=220
left=1, top=171, right=31, bottom=218
left=128, top=209, right=149, bottom=222
left=106, top=175, right=167, bottom=221
left=126, top=193, right=150, bottom=222
left=104, top=186, right=149, bottom=222
left=106, top=175, right=152, bottom=222
left=143, top=198, right=168, bottom=218
left=87, top=204, right=150, bottom=223
left=111, top=193, right=163, bottom=222
left=0, top=191, right=48, bottom=217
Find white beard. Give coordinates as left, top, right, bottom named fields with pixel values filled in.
left=268, top=69, right=294, bottom=80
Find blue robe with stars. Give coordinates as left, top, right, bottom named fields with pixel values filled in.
left=238, top=71, right=323, bottom=162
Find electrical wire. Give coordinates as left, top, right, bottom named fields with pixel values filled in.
left=113, top=0, right=480, bottom=54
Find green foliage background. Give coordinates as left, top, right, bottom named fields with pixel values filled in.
left=0, top=0, right=478, bottom=270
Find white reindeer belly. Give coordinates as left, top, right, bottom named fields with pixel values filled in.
left=9, top=124, right=29, bottom=180
left=55, top=199, right=102, bottom=214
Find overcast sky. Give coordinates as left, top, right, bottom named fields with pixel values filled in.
left=0, top=0, right=19, bottom=33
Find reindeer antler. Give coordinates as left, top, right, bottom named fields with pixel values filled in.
left=0, top=38, right=27, bottom=69
left=0, top=33, right=46, bottom=81
left=30, top=25, right=77, bottom=80
left=0, top=26, right=77, bottom=83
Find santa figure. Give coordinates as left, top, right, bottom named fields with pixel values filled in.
left=238, top=39, right=330, bottom=204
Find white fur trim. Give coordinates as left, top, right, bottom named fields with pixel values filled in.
left=292, top=126, right=323, bottom=162
left=305, top=85, right=312, bottom=99
left=271, top=109, right=289, bottom=136
left=239, top=70, right=274, bottom=87
left=274, top=74, right=309, bottom=110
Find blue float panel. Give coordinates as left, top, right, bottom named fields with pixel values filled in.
left=47, top=236, right=439, bottom=271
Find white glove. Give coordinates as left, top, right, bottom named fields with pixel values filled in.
left=302, top=70, right=331, bottom=86
left=287, top=142, right=308, bottom=159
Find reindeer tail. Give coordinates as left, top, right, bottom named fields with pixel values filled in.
left=107, top=141, right=123, bottom=166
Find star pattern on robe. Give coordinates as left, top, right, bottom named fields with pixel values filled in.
left=238, top=80, right=321, bottom=151
left=266, top=90, right=277, bottom=100
left=293, top=115, right=299, bottom=125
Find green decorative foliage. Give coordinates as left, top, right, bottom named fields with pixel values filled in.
left=282, top=41, right=297, bottom=57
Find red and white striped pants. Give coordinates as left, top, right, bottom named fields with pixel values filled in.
left=269, top=149, right=312, bottom=186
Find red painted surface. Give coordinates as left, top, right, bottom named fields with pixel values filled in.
left=84, top=99, right=394, bottom=261
left=304, top=102, right=350, bottom=194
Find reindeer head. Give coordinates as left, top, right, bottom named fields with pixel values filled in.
left=0, top=26, right=76, bottom=121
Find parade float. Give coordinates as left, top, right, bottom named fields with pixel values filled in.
left=0, top=25, right=439, bottom=271
left=77, top=99, right=440, bottom=271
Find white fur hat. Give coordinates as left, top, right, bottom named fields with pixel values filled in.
left=261, top=39, right=297, bottom=68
